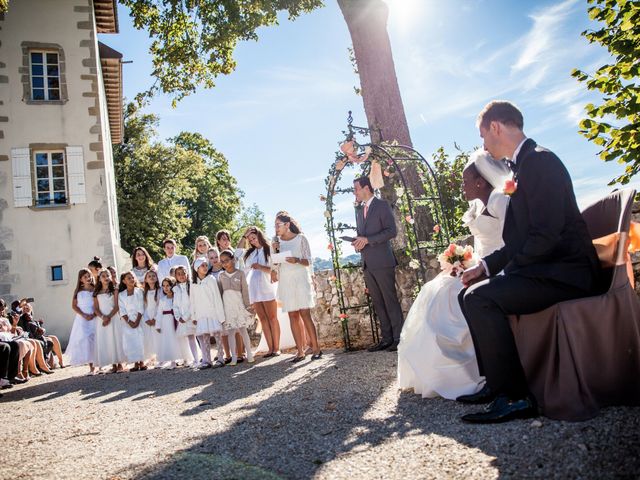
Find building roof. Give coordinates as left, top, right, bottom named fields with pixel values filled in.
left=98, top=42, right=123, bottom=144
left=94, top=0, right=119, bottom=34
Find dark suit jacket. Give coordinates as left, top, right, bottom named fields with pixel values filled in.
left=356, top=197, right=398, bottom=270
left=484, top=139, right=600, bottom=292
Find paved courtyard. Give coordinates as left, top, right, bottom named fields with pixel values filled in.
left=3, top=349, right=639, bottom=479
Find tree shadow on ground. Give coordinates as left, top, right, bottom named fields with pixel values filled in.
left=125, top=351, right=640, bottom=479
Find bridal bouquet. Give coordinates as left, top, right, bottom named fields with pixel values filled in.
left=438, top=243, right=477, bottom=277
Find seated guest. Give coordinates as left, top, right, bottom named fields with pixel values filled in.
left=19, top=300, right=65, bottom=369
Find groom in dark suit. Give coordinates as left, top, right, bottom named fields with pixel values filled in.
left=458, top=100, right=600, bottom=423
left=352, top=176, right=404, bottom=352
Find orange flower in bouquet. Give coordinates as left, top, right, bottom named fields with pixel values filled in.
left=438, top=243, right=477, bottom=277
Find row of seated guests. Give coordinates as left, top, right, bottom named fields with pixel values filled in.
left=0, top=298, right=66, bottom=398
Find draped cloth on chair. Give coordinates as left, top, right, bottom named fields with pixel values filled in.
left=509, top=188, right=640, bottom=421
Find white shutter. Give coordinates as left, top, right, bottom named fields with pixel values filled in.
left=66, top=146, right=86, bottom=204
left=11, top=147, right=33, bottom=207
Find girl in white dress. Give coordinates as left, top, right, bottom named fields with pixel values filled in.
left=118, top=271, right=146, bottom=371
left=142, top=270, right=161, bottom=366
left=219, top=250, right=255, bottom=366
left=155, top=277, right=192, bottom=369
left=93, top=269, right=121, bottom=372
left=207, top=247, right=223, bottom=280
left=65, top=268, right=97, bottom=374
left=243, top=227, right=280, bottom=357
left=173, top=265, right=198, bottom=365
left=216, top=229, right=249, bottom=362
left=191, top=258, right=227, bottom=369
left=273, top=211, right=321, bottom=362
left=397, top=151, right=510, bottom=399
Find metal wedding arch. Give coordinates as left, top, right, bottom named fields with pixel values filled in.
left=324, top=112, right=452, bottom=351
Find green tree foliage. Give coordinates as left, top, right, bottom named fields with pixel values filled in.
left=121, top=0, right=324, bottom=105
left=114, top=103, right=250, bottom=259
left=235, top=202, right=267, bottom=237
left=171, top=132, right=241, bottom=249
left=572, top=0, right=640, bottom=185
left=430, top=146, right=470, bottom=240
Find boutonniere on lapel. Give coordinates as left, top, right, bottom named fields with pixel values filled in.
left=503, top=176, right=518, bottom=196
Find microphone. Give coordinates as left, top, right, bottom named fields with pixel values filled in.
left=272, top=236, right=280, bottom=253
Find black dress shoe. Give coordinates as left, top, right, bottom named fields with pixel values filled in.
left=461, top=394, right=538, bottom=424
left=10, top=377, right=28, bottom=385
left=456, top=384, right=496, bottom=404
left=368, top=341, right=393, bottom=352
left=386, top=341, right=399, bottom=352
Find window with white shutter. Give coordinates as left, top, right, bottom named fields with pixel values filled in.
left=65, top=146, right=86, bottom=204
left=11, top=147, right=33, bottom=207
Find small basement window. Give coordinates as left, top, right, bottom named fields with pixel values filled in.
left=51, top=265, right=63, bottom=281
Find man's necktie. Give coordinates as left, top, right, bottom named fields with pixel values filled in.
left=504, top=159, right=517, bottom=172
left=364, top=204, right=369, bottom=219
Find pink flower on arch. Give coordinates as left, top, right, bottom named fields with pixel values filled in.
left=433, top=225, right=441, bottom=234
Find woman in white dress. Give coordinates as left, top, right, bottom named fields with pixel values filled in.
left=243, top=226, right=281, bottom=357
left=273, top=211, right=321, bottom=362
left=118, top=271, right=146, bottom=371
left=93, top=269, right=122, bottom=372
left=65, top=268, right=97, bottom=374
left=397, top=150, right=510, bottom=400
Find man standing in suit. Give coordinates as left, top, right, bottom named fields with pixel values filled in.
left=458, top=101, right=600, bottom=423
left=352, top=176, right=404, bottom=352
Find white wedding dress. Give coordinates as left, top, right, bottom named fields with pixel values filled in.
left=397, top=190, right=509, bottom=399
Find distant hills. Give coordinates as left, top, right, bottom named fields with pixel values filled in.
left=313, top=254, right=361, bottom=272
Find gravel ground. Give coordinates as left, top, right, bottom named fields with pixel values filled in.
left=2, top=350, right=639, bottom=479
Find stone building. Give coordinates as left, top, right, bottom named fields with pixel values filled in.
left=0, top=0, right=126, bottom=341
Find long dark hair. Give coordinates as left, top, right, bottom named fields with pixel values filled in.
left=243, top=226, right=271, bottom=262
left=143, top=270, right=160, bottom=305
left=93, top=268, right=115, bottom=297
left=275, top=211, right=302, bottom=234
left=215, top=229, right=231, bottom=250
left=131, top=246, right=155, bottom=270
left=73, top=268, right=95, bottom=299
left=118, top=271, right=137, bottom=293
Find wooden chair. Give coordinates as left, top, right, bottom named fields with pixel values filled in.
left=509, top=188, right=640, bottom=420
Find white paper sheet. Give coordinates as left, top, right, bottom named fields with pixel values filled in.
left=271, top=250, right=293, bottom=264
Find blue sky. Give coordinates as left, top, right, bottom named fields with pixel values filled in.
left=101, top=0, right=637, bottom=259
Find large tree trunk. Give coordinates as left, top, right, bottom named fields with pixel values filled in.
left=337, top=0, right=411, bottom=146
left=339, top=0, right=435, bottom=257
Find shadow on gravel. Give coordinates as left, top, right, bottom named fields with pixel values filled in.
left=127, top=349, right=640, bottom=479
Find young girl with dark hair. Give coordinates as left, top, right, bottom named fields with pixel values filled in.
left=173, top=265, right=198, bottom=366
left=244, top=227, right=280, bottom=357
left=142, top=270, right=161, bottom=366
left=118, top=271, right=146, bottom=371
left=66, top=268, right=97, bottom=374
left=93, top=269, right=122, bottom=373
left=219, top=250, right=255, bottom=365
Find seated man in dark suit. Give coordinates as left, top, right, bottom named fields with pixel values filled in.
left=458, top=100, right=600, bottom=423
left=352, top=176, right=404, bottom=352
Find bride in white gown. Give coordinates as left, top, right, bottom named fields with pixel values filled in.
left=397, top=150, right=510, bottom=399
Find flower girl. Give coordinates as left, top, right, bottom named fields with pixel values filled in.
left=155, top=277, right=192, bottom=369
left=66, top=268, right=97, bottom=374
left=118, top=271, right=146, bottom=372
left=142, top=270, right=161, bottom=366
left=191, top=258, right=226, bottom=369
left=218, top=250, right=255, bottom=365
left=93, top=269, right=122, bottom=373
left=173, top=265, right=199, bottom=366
